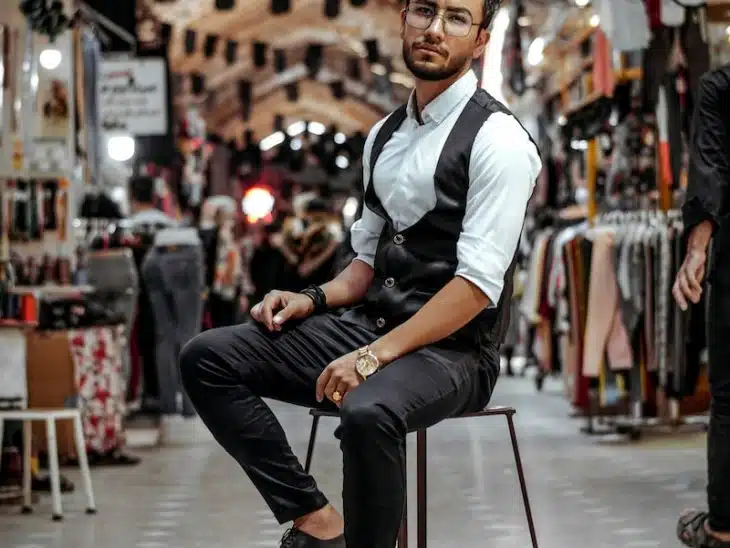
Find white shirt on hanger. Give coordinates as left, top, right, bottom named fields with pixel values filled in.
left=350, top=70, right=542, bottom=306
left=594, top=0, right=651, bottom=52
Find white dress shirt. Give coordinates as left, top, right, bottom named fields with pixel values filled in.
left=351, top=70, right=542, bottom=306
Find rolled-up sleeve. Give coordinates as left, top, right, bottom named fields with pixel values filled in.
left=683, top=69, right=730, bottom=232
left=350, top=120, right=386, bottom=267
left=455, top=112, right=542, bottom=306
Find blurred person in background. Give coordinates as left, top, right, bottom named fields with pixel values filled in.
left=208, top=207, right=243, bottom=328
left=674, top=66, right=730, bottom=548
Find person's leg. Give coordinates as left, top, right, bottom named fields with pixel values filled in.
left=337, top=344, right=499, bottom=548
left=179, top=314, right=375, bottom=533
left=678, top=283, right=730, bottom=546
left=707, top=283, right=730, bottom=538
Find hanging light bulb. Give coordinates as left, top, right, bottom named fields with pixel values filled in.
left=39, top=48, right=62, bottom=70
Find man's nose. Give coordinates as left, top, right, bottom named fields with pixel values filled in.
left=424, top=13, right=446, bottom=39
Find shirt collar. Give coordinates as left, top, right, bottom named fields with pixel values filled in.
left=407, top=70, right=478, bottom=125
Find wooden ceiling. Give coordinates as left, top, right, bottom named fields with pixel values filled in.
left=140, top=0, right=410, bottom=141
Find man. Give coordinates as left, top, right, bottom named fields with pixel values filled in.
left=180, top=0, right=541, bottom=546
left=674, top=66, right=730, bottom=548
left=127, top=176, right=177, bottom=414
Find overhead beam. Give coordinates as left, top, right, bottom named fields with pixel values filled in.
left=202, top=63, right=398, bottom=129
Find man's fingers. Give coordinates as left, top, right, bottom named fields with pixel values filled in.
left=262, top=294, right=281, bottom=330
left=673, top=278, right=689, bottom=311
left=316, top=367, right=332, bottom=402
left=250, top=302, right=262, bottom=321
left=686, top=263, right=704, bottom=295
left=681, top=269, right=703, bottom=304
left=323, top=374, right=341, bottom=404
left=272, top=303, right=295, bottom=330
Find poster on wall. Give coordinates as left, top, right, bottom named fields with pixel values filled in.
left=97, top=57, right=168, bottom=136
left=0, top=26, right=75, bottom=178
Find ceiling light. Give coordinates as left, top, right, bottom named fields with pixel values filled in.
left=589, top=14, right=600, bottom=27
left=335, top=155, right=349, bottom=169
left=260, top=131, right=285, bottom=151
left=39, top=48, right=62, bottom=70
left=334, top=132, right=346, bottom=144
left=370, top=63, right=386, bottom=76
left=575, top=0, right=590, bottom=6
left=287, top=120, right=306, bottom=137
left=107, top=135, right=135, bottom=162
left=308, top=121, right=326, bottom=135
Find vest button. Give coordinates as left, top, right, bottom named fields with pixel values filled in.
left=384, top=277, right=395, bottom=288
left=376, top=317, right=386, bottom=328
left=393, top=234, right=405, bottom=245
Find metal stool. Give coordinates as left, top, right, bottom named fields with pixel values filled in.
left=304, top=406, right=538, bottom=548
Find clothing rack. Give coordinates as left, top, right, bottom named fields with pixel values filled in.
left=520, top=207, right=709, bottom=441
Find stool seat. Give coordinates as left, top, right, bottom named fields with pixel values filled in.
left=304, top=403, right=537, bottom=547
left=0, top=408, right=97, bottom=521
left=309, top=405, right=516, bottom=420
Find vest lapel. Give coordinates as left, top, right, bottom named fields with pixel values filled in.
left=364, top=105, right=408, bottom=222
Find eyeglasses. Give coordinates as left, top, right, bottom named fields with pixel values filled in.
left=405, top=3, right=481, bottom=37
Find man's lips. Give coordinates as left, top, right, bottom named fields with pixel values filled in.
left=414, top=44, right=445, bottom=56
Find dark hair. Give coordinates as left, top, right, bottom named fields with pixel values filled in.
left=129, top=175, right=156, bottom=204
left=481, top=0, right=501, bottom=29
left=405, top=0, right=501, bottom=29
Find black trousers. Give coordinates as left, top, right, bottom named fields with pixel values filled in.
left=707, top=279, right=730, bottom=532
left=179, top=313, right=498, bottom=548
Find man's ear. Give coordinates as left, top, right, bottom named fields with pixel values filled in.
left=473, top=29, right=490, bottom=59
left=400, top=9, right=407, bottom=39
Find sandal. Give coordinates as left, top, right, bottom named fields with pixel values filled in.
left=678, top=509, right=730, bottom=547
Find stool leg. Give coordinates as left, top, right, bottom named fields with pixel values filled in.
left=22, top=420, right=33, bottom=513
left=0, top=418, right=4, bottom=477
left=72, top=413, right=96, bottom=514
left=506, top=414, right=538, bottom=548
left=416, top=430, right=427, bottom=548
left=304, top=415, right=320, bottom=474
left=45, top=418, right=63, bottom=521
left=397, top=440, right=408, bottom=548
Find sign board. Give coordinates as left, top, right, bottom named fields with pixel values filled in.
left=97, top=58, right=168, bottom=136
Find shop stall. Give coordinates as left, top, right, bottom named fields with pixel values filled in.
left=512, top=0, right=730, bottom=440
left=0, top=7, right=137, bottom=508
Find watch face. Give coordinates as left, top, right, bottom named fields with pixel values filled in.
left=356, top=353, right=379, bottom=377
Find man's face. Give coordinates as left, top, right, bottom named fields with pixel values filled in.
left=401, top=0, right=489, bottom=82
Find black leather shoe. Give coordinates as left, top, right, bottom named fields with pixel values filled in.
left=279, top=528, right=346, bottom=548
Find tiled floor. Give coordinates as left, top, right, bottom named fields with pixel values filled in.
left=0, top=374, right=707, bottom=547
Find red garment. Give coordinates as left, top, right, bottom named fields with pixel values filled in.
left=645, top=0, right=662, bottom=29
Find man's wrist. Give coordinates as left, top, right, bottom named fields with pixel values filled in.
left=688, top=221, right=714, bottom=252
left=299, top=285, right=327, bottom=314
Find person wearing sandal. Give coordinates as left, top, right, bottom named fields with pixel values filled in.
left=673, top=64, right=730, bottom=547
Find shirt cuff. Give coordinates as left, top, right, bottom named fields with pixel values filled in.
left=354, top=254, right=375, bottom=267
left=682, top=196, right=720, bottom=234
left=454, top=270, right=501, bottom=309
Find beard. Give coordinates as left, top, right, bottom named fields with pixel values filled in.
left=402, top=41, right=469, bottom=82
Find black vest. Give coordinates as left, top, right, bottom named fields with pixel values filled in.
left=343, top=89, right=536, bottom=352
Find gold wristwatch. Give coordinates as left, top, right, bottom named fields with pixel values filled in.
left=355, top=346, right=380, bottom=379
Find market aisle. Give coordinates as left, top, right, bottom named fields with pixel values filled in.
left=0, top=375, right=706, bottom=547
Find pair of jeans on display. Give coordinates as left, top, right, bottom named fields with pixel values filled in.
left=141, top=243, right=204, bottom=417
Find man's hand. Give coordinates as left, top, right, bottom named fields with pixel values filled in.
left=673, top=221, right=714, bottom=311
left=673, top=248, right=708, bottom=311
left=250, top=290, right=314, bottom=331
left=316, top=350, right=362, bottom=406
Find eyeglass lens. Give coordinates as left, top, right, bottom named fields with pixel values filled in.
left=406, top=3, right=474, bottom=36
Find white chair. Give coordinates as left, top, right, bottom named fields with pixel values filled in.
left=0, top=408, right=96, bottom=521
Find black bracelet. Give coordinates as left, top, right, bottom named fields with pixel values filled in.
left=300, top=284, right=327, bottom=314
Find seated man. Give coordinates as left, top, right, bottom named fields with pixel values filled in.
left=180, top=0, right=541, bottom=546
